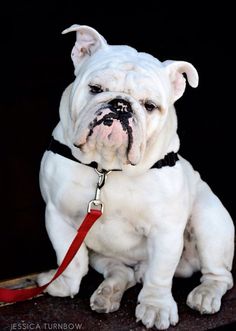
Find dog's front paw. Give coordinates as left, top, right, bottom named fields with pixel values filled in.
left=135, top=300, right=179, bottom=330
left=90, top=280, right=124, bottom=313
left=187, top=281, right=226, bottom=314
left=37, top=270, right=79, bottom=298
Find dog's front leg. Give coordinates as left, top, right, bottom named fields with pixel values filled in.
left=136, top=223, right=184, bottom=330
left=37, top=203, right=89, bottom=298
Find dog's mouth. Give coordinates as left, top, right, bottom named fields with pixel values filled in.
left=88, top=98, right=134, bottom=157
left=74, top=98, right=144, bottom=166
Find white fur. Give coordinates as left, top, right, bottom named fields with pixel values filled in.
left=38, top=25, right=234, bottom=330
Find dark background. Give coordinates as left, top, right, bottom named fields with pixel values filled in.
left=0, top=2, right=235, bottom=280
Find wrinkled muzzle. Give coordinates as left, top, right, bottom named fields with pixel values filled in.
left=74, top=98, right=145, bottom=166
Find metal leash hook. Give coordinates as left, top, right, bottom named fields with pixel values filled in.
left=87, top=169, right=112, bottom=213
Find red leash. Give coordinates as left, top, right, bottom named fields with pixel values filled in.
left=0, top=209, right=102, bottom=303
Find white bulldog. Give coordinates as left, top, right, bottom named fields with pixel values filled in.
left=38, top=25, right=235, bottom=330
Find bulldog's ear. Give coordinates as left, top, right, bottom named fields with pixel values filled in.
left=62, top=24, right=108, bottom=72
left=163, top=60, right=199, bottom=102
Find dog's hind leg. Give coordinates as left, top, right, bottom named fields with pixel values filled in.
left=89, top=252, right=136, bottom=313
left=186, top=180, right=234, bottom=314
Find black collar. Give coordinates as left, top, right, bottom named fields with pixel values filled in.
left=47, top=136, right=179, bottom=171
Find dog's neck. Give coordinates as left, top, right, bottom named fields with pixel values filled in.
left=47, top=136, right=179, bottom=174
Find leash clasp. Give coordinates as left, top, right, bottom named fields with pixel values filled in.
left=87, top=169, right=111, bottom=213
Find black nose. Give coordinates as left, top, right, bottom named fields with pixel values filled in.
left=108, top=98, right=132, bottom=113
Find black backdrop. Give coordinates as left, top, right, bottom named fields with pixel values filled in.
left=0, top=3, right=235, bottom=279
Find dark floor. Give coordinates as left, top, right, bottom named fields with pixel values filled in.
left=0, top=262, right=236, bottom=331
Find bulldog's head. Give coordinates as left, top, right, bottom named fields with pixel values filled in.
left=60, top=25, right=198, bottom=173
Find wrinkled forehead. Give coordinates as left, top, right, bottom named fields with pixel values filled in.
left=77, top=45, right=170, bottom=96
left=82, top=45, right=164, bottom=77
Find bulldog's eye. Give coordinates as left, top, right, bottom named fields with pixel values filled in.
left=89, top=84, right=103, bottom=94
left=144, top=101, right=158, bottom=112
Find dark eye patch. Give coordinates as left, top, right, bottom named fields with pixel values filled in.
left=89, top=84, right=103, bottom=94
left=144, top=101, right=156, bottom=112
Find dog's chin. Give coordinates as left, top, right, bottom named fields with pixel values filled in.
left=74, top=138, right=142, bottom=170
left=73, top=112, right=144, bottom=170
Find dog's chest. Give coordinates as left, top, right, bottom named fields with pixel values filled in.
left=85, top=209, right=148, bottom=262
left=79, top=172, right=159, bottom=259
left=84, top=171, right=187, bottom=260
left=50, top=160, right=189, bottom=261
